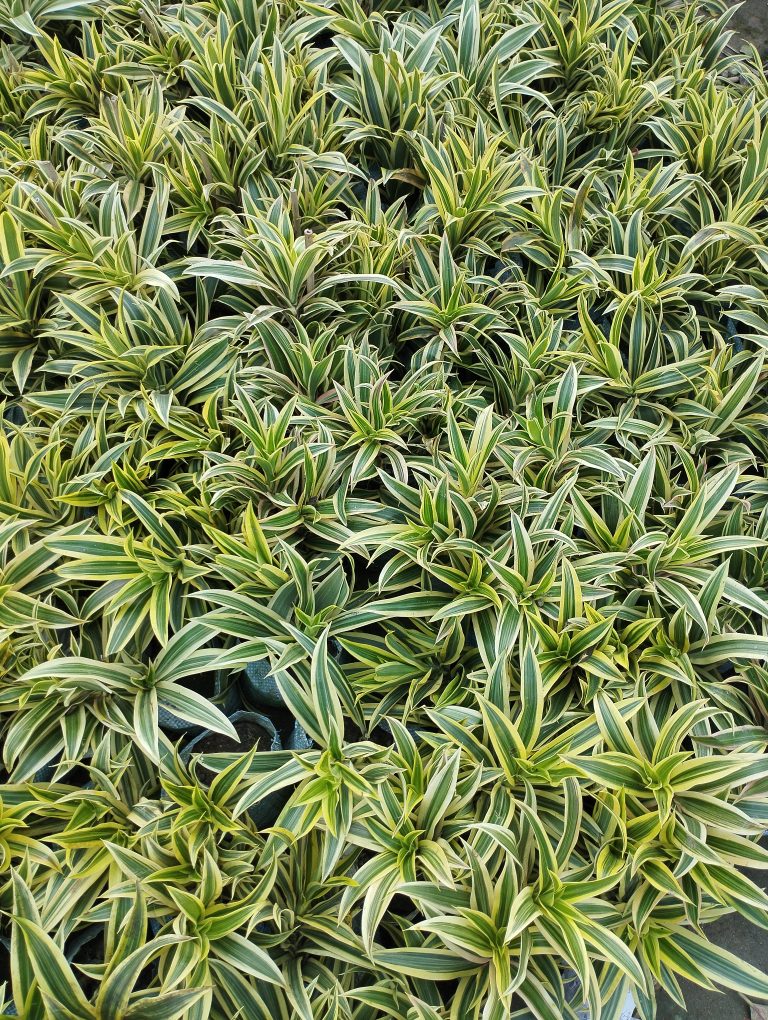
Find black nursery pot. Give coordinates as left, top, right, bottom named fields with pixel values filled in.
left=240, top=659, right=284, bottom=710
left=181, top=710, right=286, bottom=829
left=283, top=717, right=312, bottom=752
left=726, top=317, right=744, bottom=352
left=241, top=645, right=344, bottom=712
left=181, top=709, right=280, bottom=761
left=158, top=670, right=240, bottom=733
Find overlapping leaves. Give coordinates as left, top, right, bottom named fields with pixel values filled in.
left=1, top=0, right=768, bottom=1018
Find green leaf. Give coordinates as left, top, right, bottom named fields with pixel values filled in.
left=13, top=918, right=92, bottom=1020
left=373, top=948, right=482, bottom=979
left=212, top=934, right=284, bottom=985
left=156, top=684, right=237, bottom=738
left=690, top=634, right=768, bottom=665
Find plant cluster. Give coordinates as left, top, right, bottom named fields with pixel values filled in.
left=1, top=0, right=768, bottom=1017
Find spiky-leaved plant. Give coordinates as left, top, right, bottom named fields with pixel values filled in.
left=1, top=1, right=768, bottom=1018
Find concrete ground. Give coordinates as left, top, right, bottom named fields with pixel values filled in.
left=618, top=6, right=768, bottom=1019
left=728, top=0, right=768, bottom=54
left=655, top=858, right=768, bottom=1019
left=657, top=9, right=768, bottom=1014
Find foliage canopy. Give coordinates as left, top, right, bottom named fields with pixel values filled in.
left=1, top=0, right=768, bottom=1018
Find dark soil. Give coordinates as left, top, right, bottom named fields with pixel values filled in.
left=191, top=719, right=272, bottom=756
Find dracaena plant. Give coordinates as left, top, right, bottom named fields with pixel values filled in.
left=1, top=620, right=236, bottom=779
left=2, top=0, right=768, bottom=1018
left=106, top=834, right=283, bottom=1020
left=9, top=873, right=207, bottom=1020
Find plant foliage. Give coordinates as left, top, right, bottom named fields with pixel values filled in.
left=1, top=1, right=768, bottom=1018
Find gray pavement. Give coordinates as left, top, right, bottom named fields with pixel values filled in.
left=656, top=858, right=768, bottom=1019
left=729, top=0, right=768, bottom=54
left=657, top=11, right=768, bottom=1016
